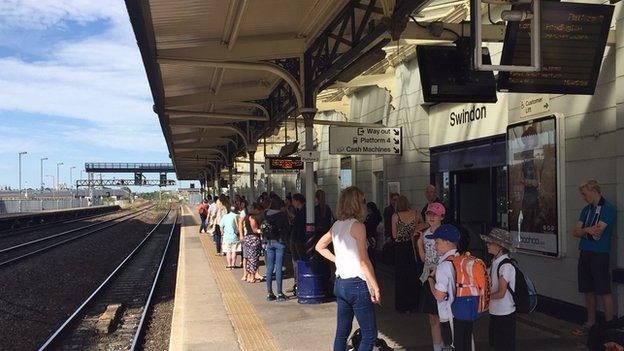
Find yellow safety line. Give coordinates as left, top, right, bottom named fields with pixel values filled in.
left=183, top=205, right=280, bottom=351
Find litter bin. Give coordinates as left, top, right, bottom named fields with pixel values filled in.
left=296, top=259, right=330, bottom=304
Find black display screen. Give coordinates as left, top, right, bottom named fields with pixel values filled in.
left=268, top=157, right=304, bottom=171
left=498, top=2, right=614, bottom=95
left=417, top=43, right=498, bottom=103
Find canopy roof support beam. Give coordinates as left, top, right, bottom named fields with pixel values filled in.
left=166, top=109, right=269, bottom=121
left=158, top=58, right=303, bottom=109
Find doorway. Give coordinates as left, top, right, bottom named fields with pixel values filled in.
left=431, top=136, right=508, bottom=260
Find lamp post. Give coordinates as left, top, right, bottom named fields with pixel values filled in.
left=70, top=166, right=76, bottom=189
left=46, top=175, right=55, bottom=198
left=40, top=157, right=48, bottom=191
left=56, top=162, right=63, bottom=190
left=18, top=151, right=27, bottom=195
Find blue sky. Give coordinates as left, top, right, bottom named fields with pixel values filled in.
left=0, top=1, right=196, bottom=191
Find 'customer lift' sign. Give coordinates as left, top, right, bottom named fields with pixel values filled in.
left=329, top=126, right=402, bottom=155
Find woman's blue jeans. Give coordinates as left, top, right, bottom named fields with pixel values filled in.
left=265, top=240, right=286, bottom=295
left=333, top=277, right=377, bottom=351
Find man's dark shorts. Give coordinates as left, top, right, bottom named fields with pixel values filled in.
left=578, top=250, right=611, bottom=295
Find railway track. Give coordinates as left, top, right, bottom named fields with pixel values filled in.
left=0, top=205, right=155, bottom=267
left=38, top=208, right=178, bottom=351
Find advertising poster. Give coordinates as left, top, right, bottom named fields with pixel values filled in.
left=507, top=116, right=558, bottom=255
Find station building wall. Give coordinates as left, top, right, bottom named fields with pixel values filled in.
left=310, top=10, right=623, bottom=318
left=224, top=1, right=624, bottom=319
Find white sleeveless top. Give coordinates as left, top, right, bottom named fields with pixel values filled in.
left=331, top=219, right=366, bottom=281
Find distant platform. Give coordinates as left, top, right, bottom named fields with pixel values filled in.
left=0, top=205, right=120, bottom=231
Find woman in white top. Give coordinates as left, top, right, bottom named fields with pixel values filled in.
left=316, top=186, right=381, bottom=351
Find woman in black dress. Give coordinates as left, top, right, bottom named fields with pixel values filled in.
left=391, top=195, right=423, bottom=313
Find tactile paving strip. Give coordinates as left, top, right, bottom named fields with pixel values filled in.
left=187, top=206, right=280, bottom=351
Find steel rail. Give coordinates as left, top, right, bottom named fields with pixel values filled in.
left=37, top=209, right=173, bottom=351
left=130, top=208, right=178, bottom=349
left=0, top=205, right=154, bottom=267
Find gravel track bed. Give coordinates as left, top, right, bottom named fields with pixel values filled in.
left=140, top=217, right=181, bottom=351
left=50, top=211, right=177, bottom=350
left=0, top=208, right=165, bottom=351
left=0, top=207, right=138, bottom=250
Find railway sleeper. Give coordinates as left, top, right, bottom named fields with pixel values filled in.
left=95, top=303, right=125, bottom=334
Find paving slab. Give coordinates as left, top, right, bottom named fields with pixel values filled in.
left=175, top=208, right=589, bottom=350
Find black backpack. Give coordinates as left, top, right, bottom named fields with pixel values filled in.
left=497, top=258, right=538, bottom=313
left=261, top=211, right=289, bottom=242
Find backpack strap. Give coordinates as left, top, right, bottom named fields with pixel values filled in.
left=496, top=257, right=517, bottom=297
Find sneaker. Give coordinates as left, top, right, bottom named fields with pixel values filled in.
left=266, top=293, right=276, bottom=302
left=276, top=293, right=288, bottom=302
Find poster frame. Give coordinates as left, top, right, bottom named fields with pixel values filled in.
left=507, top=114, right=564, bottom=257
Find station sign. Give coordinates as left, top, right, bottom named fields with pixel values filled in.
left=299, top=150, right=320, bottom=162
left=329, top=126, right=402, bottom=155
left=519, top=94, right=550, bottom=118
left=498, top=2, right=614, bottom=95
left=266, top=156, right=304, bottom=173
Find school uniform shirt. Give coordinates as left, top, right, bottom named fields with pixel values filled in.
left=489, top=254, right=516, bottom=316
left=434, top=249, right=458, bottom=322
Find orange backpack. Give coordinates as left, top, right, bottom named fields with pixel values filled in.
left=446, top=252, right=490, bottom=321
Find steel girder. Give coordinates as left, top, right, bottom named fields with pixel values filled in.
left=303, top=0, right=432, bottom=105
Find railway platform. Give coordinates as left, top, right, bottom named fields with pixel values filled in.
left=171, top=206, right=588, bottom=351
left=0, top=205, right=120, bottom=231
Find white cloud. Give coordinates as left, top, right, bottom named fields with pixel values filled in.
left=0, top=1, right=165, bottom=152
left=0, top=0, right=126, bottom=30
left=0, top=136, right=45, bottom=155
left=60, top=125, right=168, bottom=153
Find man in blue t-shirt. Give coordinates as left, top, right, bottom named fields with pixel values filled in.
left=572, top=179, right=617, bottom=335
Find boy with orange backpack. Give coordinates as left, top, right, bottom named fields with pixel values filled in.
left=427, top=224, right=490, bottom=351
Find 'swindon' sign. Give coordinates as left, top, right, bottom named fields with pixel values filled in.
left=329, top=126, right=402, bottom=155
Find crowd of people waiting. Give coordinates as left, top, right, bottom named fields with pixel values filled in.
left=197, top=189, right=336, bottom=302
left=195, top=180, right=619, bottom=351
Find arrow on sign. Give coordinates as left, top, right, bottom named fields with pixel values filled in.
left=393, top=129, right=400, bottom=136
left=394, top=138, right=400, bottom=144
left=394, top=147, right=400, bottom=154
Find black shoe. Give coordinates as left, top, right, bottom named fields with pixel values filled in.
left=277, top=293, right=288, bottom=302
left=266, top=293, right=276, bottom=301
left=286, top=285, right=297, bottom=296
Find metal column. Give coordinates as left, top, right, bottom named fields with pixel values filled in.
left=301, top=109, right=317, bottom=230
left=248, top=144, right=257, bottom=200
left=228, top=165, right=234, bottom=199
left=296, top=107, right=330, bottom=305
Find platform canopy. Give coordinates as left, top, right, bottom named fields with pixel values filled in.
left=125, top=0, right=475, bottom=181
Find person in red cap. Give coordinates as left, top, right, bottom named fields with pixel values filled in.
left=417, top=202, right=446, bottom=351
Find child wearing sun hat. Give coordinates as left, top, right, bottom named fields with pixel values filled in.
left=481, top=228, right=517, bottom=351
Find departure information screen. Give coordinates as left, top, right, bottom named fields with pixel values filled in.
left=498, top=2, right=613, bottom=95
left=268, top=157, right=304, bottom=171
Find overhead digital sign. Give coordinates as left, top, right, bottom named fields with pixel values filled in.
left=267, top=157, right=304, bottom=171
left=498, top=2, right=614, bottom=95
